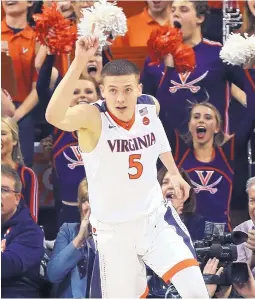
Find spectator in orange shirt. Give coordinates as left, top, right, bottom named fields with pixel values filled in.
left=1, top=1, right=38, bottom=167
left=113, top=1, right=172, bottom=48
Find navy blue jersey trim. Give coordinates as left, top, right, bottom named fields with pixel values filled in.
left=93, top=101, right=107, bottom=113
left=137, top=94, right=155, bottom=105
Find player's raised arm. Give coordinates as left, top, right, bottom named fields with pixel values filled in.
left=45, top=36, right=101, bottom=132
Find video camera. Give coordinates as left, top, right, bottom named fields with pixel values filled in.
left=194, top=222, right=249, bottom=286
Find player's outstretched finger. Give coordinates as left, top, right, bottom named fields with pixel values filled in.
left=86, top=36, right=92, bottom=49
left=91, top=23, right=96, bottom=34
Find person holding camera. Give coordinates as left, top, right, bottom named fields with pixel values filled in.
left=203, top=257, right=255, bottom=298
left=234, top=176, right=255, bottom=277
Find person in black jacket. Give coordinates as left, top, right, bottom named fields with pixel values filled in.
left=1, top=164, right=44, bottom=298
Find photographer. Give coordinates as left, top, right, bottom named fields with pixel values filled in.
left=203, top=258, right=255, bottom=298
left=234, top=177, right=255, bottom=277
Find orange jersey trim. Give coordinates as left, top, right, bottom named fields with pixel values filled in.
left=140, top=286, right=149, bottom=298
left=107, top=108, right=135, bottom=131
left=162, top=258, right=199, bottom=284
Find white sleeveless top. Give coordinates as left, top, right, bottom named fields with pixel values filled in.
left=81, top=95, right=171, bottom=223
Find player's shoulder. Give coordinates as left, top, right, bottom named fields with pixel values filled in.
left=137, top=94, right=160, bottom=116
left=137, top=94, right=156, bottom=105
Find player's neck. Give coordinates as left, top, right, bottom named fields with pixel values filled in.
left=184, top=30, right=202, bottom=47
left=5, top=14, right=27, bottom=29
left=193, top=141, right=215, bottom=163
left=148, top=7, right=171, bottom=26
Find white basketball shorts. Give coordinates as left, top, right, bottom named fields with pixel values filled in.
left=90, top=202, right=199, bottom=298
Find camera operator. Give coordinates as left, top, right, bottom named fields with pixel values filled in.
left=203, top=258, right=255, bottom=298
left=234, top=177, right=255, bottom=277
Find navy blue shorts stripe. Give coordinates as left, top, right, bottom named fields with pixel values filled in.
left=164, top=207, right=196, bottom=258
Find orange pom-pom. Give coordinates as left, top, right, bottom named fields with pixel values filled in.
left=174, top=43, right=196, bottom=73
left=147, top=26, right=196, bottom=73
left=33, top=3, right=76, bottom=55
left=147, top=26, right=183, bottom=65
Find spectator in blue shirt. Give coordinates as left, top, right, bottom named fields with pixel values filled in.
left=47, top=178, right=97, bottom=298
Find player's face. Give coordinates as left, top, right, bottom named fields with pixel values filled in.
left=1, top=121, right=17, bottom=159
left=70, top=79, right=98, bottom=107
left=247, top=0, right=255, bottom=17
left=2, top=1, right=33, bottom=16
left=248, top=184, right=255, bottom=223
left=189, top=105, right=219, bottom=146
left=147, top=1, right=171, bottom=14
left=161, top=171, right=184, bottom=215
left=171, top=1, right=204, bottom=41
left=82, top=52, right=103, bottom=83
left=101, top=75, right=143, bottom=122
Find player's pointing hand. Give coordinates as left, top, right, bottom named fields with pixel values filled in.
left=75, top=35, right=99, bottom=60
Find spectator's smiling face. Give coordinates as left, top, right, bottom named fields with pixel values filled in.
left=1, top=121, right=17, bottom=159
left=171, top=1, right=204, bottom=41
left=2, top=1, right=33, bottom=16
left=1, top=175, right=20, bottom=222
left=161, top=171, right=184, bottom=215
left=189, top=105, right=219, bottom=146
left=70, top=79, right=98, bottom=107
left=100, top=74, right=142, bottom=122
left=248, top=184, right=255, bottom=223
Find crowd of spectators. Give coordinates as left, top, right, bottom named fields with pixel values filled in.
left=1, top=0, right=255, bottom=298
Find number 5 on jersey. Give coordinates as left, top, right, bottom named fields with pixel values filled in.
left=129, top=154, right=143, bottom=179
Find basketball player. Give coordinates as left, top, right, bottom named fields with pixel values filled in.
left=46, top=36, right=209, bottom=298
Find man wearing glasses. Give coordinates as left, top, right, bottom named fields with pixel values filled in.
left=1, top=164, right=44, bottom=298
left=234, top=176, right=255, bottom=278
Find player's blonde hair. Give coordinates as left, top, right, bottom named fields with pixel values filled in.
left=1, top=116, right=24, bottom=165
left=183, top=101, right=224, bottom=146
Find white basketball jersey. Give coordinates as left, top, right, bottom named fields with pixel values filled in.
left=81, top=95, right=171, bottom=223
